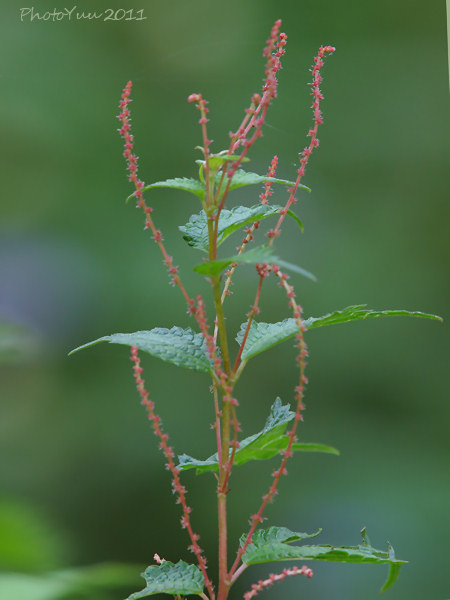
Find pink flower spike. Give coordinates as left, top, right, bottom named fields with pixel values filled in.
left=129, top=348, right=213, bottom=597
left=267, top=44, right=335, bottom=243
left=243, top=565, right=313, bottom=599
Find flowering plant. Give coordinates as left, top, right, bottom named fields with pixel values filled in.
left=70, top=19, right=441, bottom=600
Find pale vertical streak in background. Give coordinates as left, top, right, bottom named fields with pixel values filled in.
left=447, top=0, right=450, bottom=89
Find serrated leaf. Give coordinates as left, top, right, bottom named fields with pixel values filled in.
left=196, top=153, right=249, bottom=184
left=241, top=528, right=406, bottom=592
left=303, top=305, right=443, bottom=329
left=127, top=178, right=205, bottom=202
left=69, top=328, right=212, bottom=373
left=240, top=526, right=322, bottom=548
left=177, top=399, right=338, bottom=474
left=236, top=305, right=442, bottom=361
left=243, top=540, right=407, bottom=566
left=126, top=560, right=204, bottom=599
left=179, top=204, right=303, bottom=252
left=219, top=169, right=308, bottom=194
left=196, top=153, right=248, bottom=170
left=235, top=318, right=299, bottom=361
left=194, top=245, right=315, bottom=280
left=194, top=245, right=275, bottom=276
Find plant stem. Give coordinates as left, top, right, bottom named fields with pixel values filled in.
left=214, top=275, right=232, bottom=600
left=217, top=490, right=228, bottom=600
left=207, top=194, right=234, bottom=600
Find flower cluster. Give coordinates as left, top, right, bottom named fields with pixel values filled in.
left=130, top=346, right=213, bottom=596
left=243, top=565, right=313, bottom=600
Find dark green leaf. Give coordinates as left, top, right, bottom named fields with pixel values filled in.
left=127, top=178, right=205, bottom=202
left=212, top=168, right=309, bottom=205
left=235, top=318, right=299, bottom=361
left=273, top=258, right=316, bottom=281
left=194, top=245, right=315, bottom=280
left=193, top=245, right=275, bottom=277
left=236, top=306, right=442, bottom=361
left=180, top=204, right=303, bottom=252
left=243, top=540, right=406, bottom=566
left=241, top=528, right=406, bottom=592
left=196, top=153, right=249, bottom=184
left=218, top=169, right=308, bottom=193
left=196, top=153, right=248, bottom=171
left=126, top=560, right=205, bottom=599
left=303, top=305, right=443, bottom=329
left=240, top=526, right=322, bottom=548
left=178, top=399, right=338, bottom=474
left=69, top=328, right=212, bottom=373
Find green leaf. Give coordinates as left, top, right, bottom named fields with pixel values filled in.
left=273, top=258, right=316, bottom=281
left=218, top=169, right=308, bottom=194
left=303, top=305, right=443, bottom=329
left=291, top=442, right=339, bottom=455
left=236, top=305, right=442, bottom=361
left=69, top=328, right=212, bottom=373
left=194, top=245, right=315, bottom=280
left=196, top=152, right=249, bottom=184
left=381, top=557, right=403, bottom=593
left=243, top=540, right=406, bottom=566
left=193, top=245, right=275, bottom=277
left=180, top=204, right=303, bottom=252
left=127, top=178, right=205, bottom=202
left=240, top=526, right=322, bottom=548
left=196, top=152, right=248, bottom=171
left=177, top=398, right=338, bottom=474
left=241, top=528, right=406, bottom=592
left=126, top=560, right=204, bottom=599
left=235, top=318, right=299, bottom=361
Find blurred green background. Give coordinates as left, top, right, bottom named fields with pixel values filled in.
left=1, top=1, right=448, bottom=599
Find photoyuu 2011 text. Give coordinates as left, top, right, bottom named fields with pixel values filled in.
left=19, top=6, right=146, bottom=22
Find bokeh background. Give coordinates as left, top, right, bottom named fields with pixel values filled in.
left=1, top=1, right=448, bottom=599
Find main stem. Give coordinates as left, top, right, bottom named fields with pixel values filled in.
left=208, top=217, right=232, bottom=600
left=214, top=275, right=232, bottom=600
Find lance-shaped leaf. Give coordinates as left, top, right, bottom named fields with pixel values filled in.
left=303, top=305, right=442, bottom=329
left=127, top=178, right=205, bottom=202
left=197, top=153, right=249, bottom=184
left=194, top=245, right=274, bottom=277
left=240, top=526, right=322, bottom=548
left=194, top=245, right=316, bottom=281
left=177, top=398, right=338, bottom=474
left=126, top=560, right=205, bottom=599
left=215, top=168, right=308, bottom=194
left=196, top=152, right=247, bottom=172
left=236, top=305, right=442, bottom=361
left=69, top=327, right=212, bottom=373
left=180, top=204, right=303, bottom=252
left=241, top=527, right=406, bottom=593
